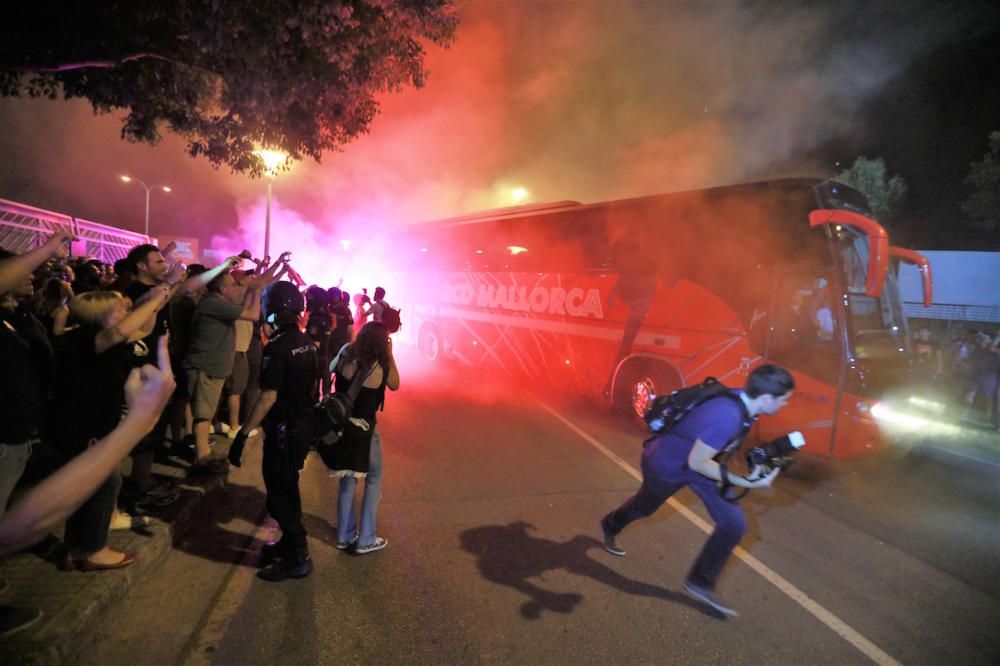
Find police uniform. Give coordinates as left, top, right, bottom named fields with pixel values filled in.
left=259, top=324, right=319, bottom=559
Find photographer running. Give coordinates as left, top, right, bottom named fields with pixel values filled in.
left=228, top=281, right=319, bottom=582
left=599, top=364, right=795, bottom=618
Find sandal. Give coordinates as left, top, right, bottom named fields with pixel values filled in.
left=64, top=551, right=137, bottom=572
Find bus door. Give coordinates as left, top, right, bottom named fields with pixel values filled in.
left=757, top=267, right=843, bottom=456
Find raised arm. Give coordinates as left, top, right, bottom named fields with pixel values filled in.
left=174, top=256, right=240, bottom=297
left=0, top=230, right=71, bottom=294
left=95, top=284, right=171, bottom=353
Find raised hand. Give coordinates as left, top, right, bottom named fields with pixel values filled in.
left=44, top=227, right=74, bottom=259
left=136, top=283, right=172, bottom=306
left=164, top=261, right=186, bottom=285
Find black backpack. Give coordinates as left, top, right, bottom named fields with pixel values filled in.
left=315, top=361, right=374, bottom=447
left=642, top=377, right=750, bottom=444
left=380, top=304, right=402, bottom=333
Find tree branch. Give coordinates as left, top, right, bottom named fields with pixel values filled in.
left=6, top=53, right=213, bottom=75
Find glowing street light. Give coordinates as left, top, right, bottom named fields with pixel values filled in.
left=120, top=175, right=171, bottom=239
left=253, top=149, right=290, bottom=260
left=511, top=186, right=530, bottom=204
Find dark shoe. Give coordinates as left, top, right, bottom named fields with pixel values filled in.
left=189, top=457, right=230, bottom=476
left=165, top=436, right=195, bottom=460
left=0, top=579, right=8, bottom=595
left=257, top=556, right=313, bottom=582
left=355, top=537, right=388, bottom=555
left=134, top=482, right=181, bottom=508
left=683, top=580, right=739, bottom=618
left=600, top=517, right=626, bottom=557
left=0, top=606, right=43, bottom=637
left=260, top=541, right=290, bottom=564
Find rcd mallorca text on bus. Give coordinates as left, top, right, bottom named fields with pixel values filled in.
left=445, top=280, right=605, bottom=319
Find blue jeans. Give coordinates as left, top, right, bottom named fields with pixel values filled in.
left=603, top=453, right=746, bottom=590
left=337, top=426, right=383, bottom=546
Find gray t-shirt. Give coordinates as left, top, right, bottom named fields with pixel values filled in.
left=184, top=293, right=245, bottom=378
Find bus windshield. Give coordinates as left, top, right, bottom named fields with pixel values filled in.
left=836, top=229, right=907, bottom=359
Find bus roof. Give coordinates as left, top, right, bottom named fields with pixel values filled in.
left=413, top=178, right=868, bottom=229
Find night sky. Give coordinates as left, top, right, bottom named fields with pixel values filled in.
left=1, top=0, right=997, bottom=256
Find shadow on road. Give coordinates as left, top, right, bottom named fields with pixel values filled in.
left=459, top=521, right=713, bottom=619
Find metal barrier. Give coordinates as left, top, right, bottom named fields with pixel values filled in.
left=0, top=198, right=153, bottom=263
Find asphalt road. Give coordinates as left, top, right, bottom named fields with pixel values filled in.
left=93, top=350, right=1000, bottom=665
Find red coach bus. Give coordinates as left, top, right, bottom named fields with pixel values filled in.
left=391, top=179, right=932, bottom=459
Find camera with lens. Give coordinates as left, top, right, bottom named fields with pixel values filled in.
left=746, top=431, right=806, bottom=473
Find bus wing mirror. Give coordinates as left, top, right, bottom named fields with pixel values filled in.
left=890, top=246, right=933, bottom=307
left=808, top=209, right=889, bottom=299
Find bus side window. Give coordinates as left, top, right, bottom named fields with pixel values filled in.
left=768, top=272, right=838, bottom=383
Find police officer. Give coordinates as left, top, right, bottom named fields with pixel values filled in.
left=305, top=285, right=334, bottom=398
left=229, top=281, right=319, bottom=582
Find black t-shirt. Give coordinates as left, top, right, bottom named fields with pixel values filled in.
left=48, top=325, right=132, bottom=455
left=168, top=294, right=198, bottom=359
left=124, top=281, right=169, bottom=364
left=0, top=307, right=53, bottom=442
left=330, top=302, right=353, bottom=349
left=260, top=327, right=319, bottom=423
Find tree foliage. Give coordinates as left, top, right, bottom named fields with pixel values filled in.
left=835, top=157, right=907, bottom=225
left=0, top=1, right=458, bottom=176
left=961, top=131, right=1000, bottom=233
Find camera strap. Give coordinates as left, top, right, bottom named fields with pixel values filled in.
left=718, top=462, right=750, bottom=503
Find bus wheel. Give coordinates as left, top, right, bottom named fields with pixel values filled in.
left=418, top=325, right=440, bottom=362
left=614, top=363, right=680, bottom=421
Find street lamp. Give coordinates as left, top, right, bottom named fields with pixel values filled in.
left=252, top=149, right=289, bottom=261
left=120, top=175, right=171, bottom=238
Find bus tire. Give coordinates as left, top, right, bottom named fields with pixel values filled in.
left=613, top=361, right=682, bottom=422
left=418, top=324, right=441, bottom=362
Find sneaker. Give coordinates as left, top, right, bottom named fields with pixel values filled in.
left=600, top=518, right=626, bottom=557
left=135, top=483, right=181, bottom=508
left=0, top=606, right=43, bottom=638
left=189, top=457, right=230, bottom=476
left=355, top=537, right=388, bottom=555
left=335, top=533, right=359, bottom=551
left=683, top=581, right=739, bottom=618
left=110, top=511, right=153, bottom=530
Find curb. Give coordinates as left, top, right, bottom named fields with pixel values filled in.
left=0, top=461, right=231, bottom=665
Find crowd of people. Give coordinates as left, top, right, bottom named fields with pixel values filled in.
left=2, top=230, right=996, bottom=633
left=911, top=325, right=1000, bottom=427
left=0, top=230, right=400, bottom=632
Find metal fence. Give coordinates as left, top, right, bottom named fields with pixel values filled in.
left=0, top=197, right=153, bottom=264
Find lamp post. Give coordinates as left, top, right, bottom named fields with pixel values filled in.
left=252, top=149, right=289, bottom=261
left=120, top=175, right=171, bottom=239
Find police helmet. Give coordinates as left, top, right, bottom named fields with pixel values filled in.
left=263, top=281, right=305, bottom=320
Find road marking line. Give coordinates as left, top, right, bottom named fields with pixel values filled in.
left=927, top=444, right=1000, bottom=468
left=537, top=400, right=902, bottom=666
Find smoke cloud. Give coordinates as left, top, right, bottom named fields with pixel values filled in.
left=0, top=0, right=986, bottom=259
